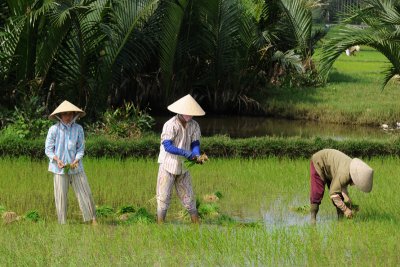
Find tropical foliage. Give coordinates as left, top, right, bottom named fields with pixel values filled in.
left=319, top=0, right=400, bottom=88
left=0, top=0, right=325, bottom=124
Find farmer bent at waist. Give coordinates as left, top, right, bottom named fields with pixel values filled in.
left=310, top=149, right=374, bottom=224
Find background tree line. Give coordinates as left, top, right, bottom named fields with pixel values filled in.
left=1, top=0, right=399, bottom=135
left=0, top=0, right=328, bottom=118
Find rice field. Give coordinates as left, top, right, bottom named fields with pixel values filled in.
left=262, top=46, right=400, bottom=125
left=0, top=157, right=399, bottom=266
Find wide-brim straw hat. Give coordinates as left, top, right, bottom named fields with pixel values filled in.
left=167, top=94, right=205, bottom=116
left=49, top=100, right=86, bottom=120
left=350, top=158, right=373, bottom=193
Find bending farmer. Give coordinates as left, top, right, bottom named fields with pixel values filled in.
left=310, top=149, right=373, bottom=224
left=45, top=100, right=97, bottom=225
left=156, top=94, right=205, bottom=224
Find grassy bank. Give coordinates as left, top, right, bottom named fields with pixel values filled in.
left=262, top=46, right=400, bottom=125
left=0, top=157, right=399, bottom=265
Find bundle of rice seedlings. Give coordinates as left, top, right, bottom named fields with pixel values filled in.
left=198, top=203, right=220, bottom=218
left=25, top=210, right=41, bottom=222
left=214, top=191, right=223, bottom=199
left=120, top=208, right=155, bottom=224
left=96, top=205, right=115, bottom=218
left=118, top=213, right=131, bottom=222
left=290, top=204, right=310, bottom=215
left=62, top=162, right=78, bottom=174
left=117, top=205, right=135, bottom=215
left=185, top=153, right=209, bottom=168
left=2, top=211, right=19, bottom=224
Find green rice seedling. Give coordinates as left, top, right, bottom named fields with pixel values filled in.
left=25, top=210, right=41, bottom=222
left=117, top=205, right=135, bottom=215
left=198, top=203, right=220, bottom=218
left=96, top=206, right=115, bottom=218
left=290, top=204, right=310, bottom=215
left=0, top=205, right=6, bottom=215
left=0, top=157, right=399, bottom=265
left=123, top=207, right=155, bottom=224
left=214, top=191, right=223, bottom=199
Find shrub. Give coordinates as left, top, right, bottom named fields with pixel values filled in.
left=87, top=102, right=155, bottom=139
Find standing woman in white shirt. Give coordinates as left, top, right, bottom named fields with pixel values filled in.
left=45, top=100, right=97, bottom=225
left=157, top=94, right=205, bottom=224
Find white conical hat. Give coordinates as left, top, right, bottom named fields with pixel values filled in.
left=350, top=158, right=373, bottom=193
left=49, top=100, right=86, bottom=120
left=167, top=94, right=205, bottom=116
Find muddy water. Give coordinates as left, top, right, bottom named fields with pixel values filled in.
left=154, top=115, right=392, bottom=139
left=262, top=198, right=333, bottom=229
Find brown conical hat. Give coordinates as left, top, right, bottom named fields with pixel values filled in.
left=49, top=100, right=86, bottom=120
left=350, top=158, right=373, bottom=193
left=167, top=94, right=205, bottom=116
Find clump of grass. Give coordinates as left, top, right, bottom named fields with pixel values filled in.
left=96, top=206, right=115, bottom=218
left=25, top=210, right=41, bottom=222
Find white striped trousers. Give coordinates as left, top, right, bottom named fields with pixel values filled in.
left=53, top=172, right=96, bottom=224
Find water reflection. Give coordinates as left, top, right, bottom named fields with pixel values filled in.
left=153, top=115, right=392, bottom=139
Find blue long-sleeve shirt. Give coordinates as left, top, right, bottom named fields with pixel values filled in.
left=45, top=121, right=85, bottom=175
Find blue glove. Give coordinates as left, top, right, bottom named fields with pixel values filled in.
left=162, top=140, right=193, bottom=159
left=191, top=140, right=200, bottom=157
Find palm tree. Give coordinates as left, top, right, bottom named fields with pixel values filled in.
left=318, top=0, right=400, bottom=88
left=156, top=0, right=322, bottom=112
left=0, top=0, right=159, bottom=114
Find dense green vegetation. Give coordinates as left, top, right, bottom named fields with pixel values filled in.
left=0, top=0, right=325, bottom=117
left=0, top=157, right=399, bottom=265
left=2, top=134, right=400, bottom=159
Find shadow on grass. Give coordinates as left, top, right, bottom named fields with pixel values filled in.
left=328, top=71, right=360, bottom=83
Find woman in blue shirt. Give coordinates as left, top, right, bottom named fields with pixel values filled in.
left=45, top=100, right=97, bottom=225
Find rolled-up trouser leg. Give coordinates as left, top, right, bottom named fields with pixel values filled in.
left=71, top=172, right=96, bottom=222
left=175, top=171, right=197, bottom=215
left=156, top=166, right=175, bottom=220
left=54, top=174, right=70, bottom=224
left=310, top=161, right=325, bottom=205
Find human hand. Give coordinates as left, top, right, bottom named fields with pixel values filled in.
left=57, top=159, right=65, bottom=169
left=70, top=160, right=79, bottom=169
left=195, top=153, right=209, bottom=164
left=344, top=208, right=353, bottom=219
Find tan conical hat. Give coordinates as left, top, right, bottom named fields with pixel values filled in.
left=350, top=158, right=373, bottom=193
left=167, top=94, right=205, bottom=116
left=49, top=100, right=86, bottom=120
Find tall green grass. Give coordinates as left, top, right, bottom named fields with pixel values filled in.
left=0, top=157, right=399, bottom=265
left=262, top=46, right=400, bottom=125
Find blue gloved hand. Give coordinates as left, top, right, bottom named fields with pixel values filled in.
left=191, top=140, right=201, bottom=157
